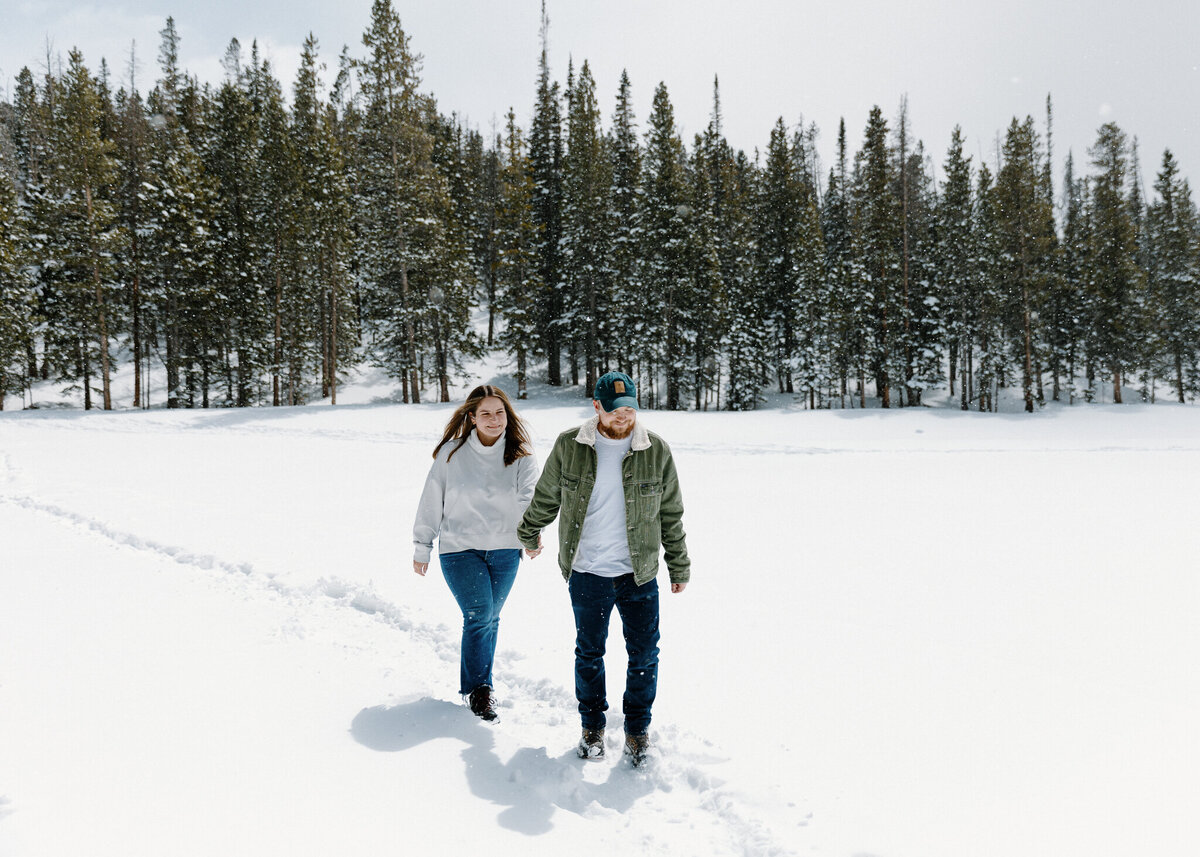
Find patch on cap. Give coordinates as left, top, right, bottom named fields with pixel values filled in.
left=614, top=380, right=626, bottom=394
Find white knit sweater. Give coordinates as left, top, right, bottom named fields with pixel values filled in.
left=412, top=431, right=540, bottom=563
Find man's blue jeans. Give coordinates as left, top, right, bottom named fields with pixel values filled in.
left=568, top=571, right=661, bottom=736
left=439, top=549, right=521, bottom=695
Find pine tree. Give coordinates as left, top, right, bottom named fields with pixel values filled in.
left=934, top=127, right=975, bottom=409
left=852, top=106, right=901, bottom=407
left=1060, top=152, right=1092, bottom=402
left=456, top=124, right=500, bottom=347
left=251, top=52, right=307, bottom=406
left=684, top=127, right=725, bottom=410
left=561, top=60, right=611, bottom=395
left=1087, top=122, right=1142, bottom=403
left=143, top=18, right=221, bottom=408
left=696, top=79, right=756, bottom=410
left=529, top=1, right=565, bottom=386
left=1145, top=149, right=1200, bottom=401
left=972, top=163, right=1007, bottom=411
left=424, top=112, right=483, bottom=402
left=292, top=33, right=358, bottom=404
left=641, top=82, right=692, bottom=409
left=0, top=151, right=35, bottom=408
left=496, top=109, right=542, bottom=399
left=995, top=117, right=1055, bottom=411
left=207, top=38, right=269, bottom=406
left=892, top=100, right=939, bottom=405
left=11, top=66, right=54, bottom=383
left=722, top=148, right=766, bottom=410
left=607, top=70, right=642, bottom=376
left=824, top=119, right=868, bottom=407
left=112, top=52, right=154, bottom=408
left=355, top=0, right=467, bottom=402
left=758, top=118, right=803, bottom=395
left=37, top=49, right=122, bottom=410
left=1126, top=138, right=1156, bottom=400
left=789, top=122, right=828, bottom=408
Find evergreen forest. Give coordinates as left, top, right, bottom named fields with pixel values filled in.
left=2, top=1, right=1199, bottom=412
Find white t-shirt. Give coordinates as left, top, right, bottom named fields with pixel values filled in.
left=573, top=432, right=633, bottom=577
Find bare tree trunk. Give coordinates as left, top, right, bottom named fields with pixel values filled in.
left=85, top=185, right=112, bottom=410
left=330, top=279, right=338, bottom=406
left=273, top=254, right=282, bottom=407
left=1177, top=352, right=1185, bottom=404
left=132, top=255, right=142, bottom=408
left=1022, top=283, right=1035, bottom=412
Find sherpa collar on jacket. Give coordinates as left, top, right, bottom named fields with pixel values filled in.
left=575, top=415, right=651, bottom=451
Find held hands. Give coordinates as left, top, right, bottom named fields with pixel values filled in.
left=413, top=561, right=429, bottom=576
left=671, top=582, right=688, bottom=594
left=524, top=534, right=544, bottom=560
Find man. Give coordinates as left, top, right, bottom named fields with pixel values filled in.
left=518, top=371, right=690, bottom=766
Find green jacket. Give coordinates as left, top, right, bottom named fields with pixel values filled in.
left=518, top=416, right=691, bottom=586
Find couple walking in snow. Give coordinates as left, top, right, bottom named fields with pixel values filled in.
left=411, top=372, right=691, bottom=765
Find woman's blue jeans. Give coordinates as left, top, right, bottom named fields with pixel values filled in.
left=439, top=549, right=521, bottom=695
left=568, top=571, right=660, bottom=736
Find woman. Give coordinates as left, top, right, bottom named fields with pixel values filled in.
left=412, top=384, right=540, bottom=722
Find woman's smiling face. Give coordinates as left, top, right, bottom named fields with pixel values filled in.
left=471, top=396, right=508, bottom=445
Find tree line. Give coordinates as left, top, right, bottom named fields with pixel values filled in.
left=2, top=1, right=1198, bottom=412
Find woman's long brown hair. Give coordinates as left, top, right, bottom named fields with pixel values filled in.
left=433, top=385, right=533, bottom=466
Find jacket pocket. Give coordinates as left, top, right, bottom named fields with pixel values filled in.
left=636, top=481, right=663, bottom=521
left=560, top=475, right=580, bottom=507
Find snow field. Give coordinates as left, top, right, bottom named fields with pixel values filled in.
left=2, top=397, right=1199, bottom=857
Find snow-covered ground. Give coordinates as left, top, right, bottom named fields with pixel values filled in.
left=2, top=366, right=1199, bottom=857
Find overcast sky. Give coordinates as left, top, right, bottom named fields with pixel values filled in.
left=3, top=1, right=1199, bottom=195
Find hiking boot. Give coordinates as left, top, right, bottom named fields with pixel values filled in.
left=577, top=727, right=605, bottom=759
left=624, top=732, right=650, bottom=767
left=468, top=686, right=498, bottom=722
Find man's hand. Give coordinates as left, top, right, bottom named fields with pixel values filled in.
left=524, top=534, right=544, bottom=560
left=671, top=582, right=687, bottom=594
left=413, top=561, right=429, bottom=576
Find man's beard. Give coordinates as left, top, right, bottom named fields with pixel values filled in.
left=598, top=418, right=634, bottom=440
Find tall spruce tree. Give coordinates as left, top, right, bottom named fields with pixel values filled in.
left=292, top=33, right=358, bottom=404
left=496, top=109, right=542, bottom=399
left=38, top=49, right=121, bottom=409
left=529, top=1, right=565, bottom=385
left=560, top=59, right=611, bottom=395
left=607, top=70, right=642, bottom=376
left=0, top=151, right=35, bottom=408
left=356, top=0, right=440, bottom=402
left=758, top=118, right=803, bottom=395
left=972, top=163, right=1006, bottom=411
left=112, top=52, right=155, bottom=408
left=995, top=117, right=1055, bottom=411
left=690, top=80, right=746, bottom=410
left=424, top=112, right=483, bottom=402
left=207, top=39, right=269, bottom=405
left=641, top=82, right=693, bottom=409
left=852, top=106, right=901, bottom=407
left=891, top=102, right=939, bottom=405
left=824, top=119, right=869, bottom=407
left=143, top=18, right=221, bottom=408
left=789, top=122, right=828, bottom=408
left=1087, top=122, right=1142, bottom=403
left=1145, top=149, right=1200, bottom=401
left=934, top=127, right=976, bottom=409
left=696, top=81, right=760, bottom=410
left=685, top=127, right=725, bottom=410
left=1060, top=152, right=1092, bottom=402
left=10, top=67, right=54, bottom=384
